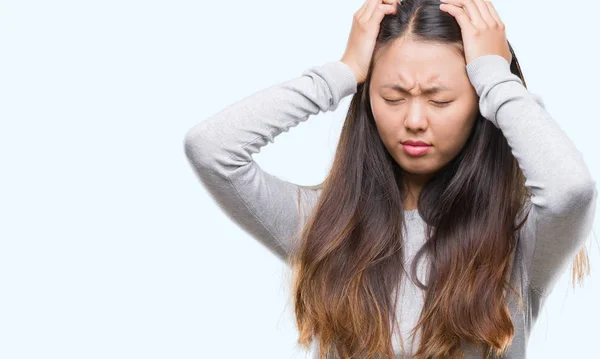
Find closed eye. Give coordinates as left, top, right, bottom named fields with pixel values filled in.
left=432, top=101, right=452, bottom=107
left=383, top=99, right=453, bottom=107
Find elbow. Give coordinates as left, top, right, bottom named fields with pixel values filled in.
left=570, top=173, right=597, bottom=204
left=183, top=122, right=216, bottom=169
left=555, top=177, right=598, bottom=215
left=183, top=126, right=200, bottom=159
left=577, top=178, right=598, bottom=209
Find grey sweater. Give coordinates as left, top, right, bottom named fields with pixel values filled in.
left=183, top=55, right=597, bottom=358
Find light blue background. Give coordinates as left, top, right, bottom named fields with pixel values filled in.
left=1, top=0, right=598, bottom=358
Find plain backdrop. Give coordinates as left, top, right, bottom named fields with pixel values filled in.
left=1, top=0, right=599, bottom=358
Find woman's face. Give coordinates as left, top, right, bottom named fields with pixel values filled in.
left=369, top=37, right=480, bottom=178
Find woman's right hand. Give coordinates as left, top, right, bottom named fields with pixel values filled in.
left=341, top=0, right=400, bottom=85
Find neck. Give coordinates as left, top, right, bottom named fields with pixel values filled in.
left=402, top=171, right=433, bottom=211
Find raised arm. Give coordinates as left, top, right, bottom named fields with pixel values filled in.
left=183, top=60, right=358, bottom=263
left=466, top=54, right=598, bottom=299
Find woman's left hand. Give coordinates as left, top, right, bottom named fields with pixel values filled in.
left=439, top=0, right=512, bottom=65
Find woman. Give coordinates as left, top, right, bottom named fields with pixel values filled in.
left=184, top=0, right=597, bottom=358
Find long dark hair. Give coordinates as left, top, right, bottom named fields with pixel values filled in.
left=288, top=1, right=591, bottom=358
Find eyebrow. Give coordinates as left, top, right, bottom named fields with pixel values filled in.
left=380, top=84, right=452, bottom=95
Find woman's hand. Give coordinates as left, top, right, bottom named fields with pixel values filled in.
left=341, top=0, right=400, bottom=85
left=439, top=0, right=512, bottom=65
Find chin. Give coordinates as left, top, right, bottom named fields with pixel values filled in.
left=404, top=168, right=435, bottom=175
left=398, top=162, right=436, bottom=175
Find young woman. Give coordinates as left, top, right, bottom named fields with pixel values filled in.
left=184, top=0, right=597, bottom=358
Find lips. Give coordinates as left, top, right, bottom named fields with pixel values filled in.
left=402, top=142, right=431, bottom=156
left=402, top=140, right=430, bottom=146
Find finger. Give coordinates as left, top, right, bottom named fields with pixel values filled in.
left=382, top=0, right=397, bottom=4
left=359, top=0, right=382, bottom=22
left=439, top=3, right=477, bottom=34
left=367, top=3, right=398, bottom=23
left=484, top=1, right=504, bottom=28
left=441, top=0, right=485, bottom=28
left=382, top=0, right=400, bottom=11
left=356, top=0, right=375, bottom=19
left=472, top=0, right=498, bottom=28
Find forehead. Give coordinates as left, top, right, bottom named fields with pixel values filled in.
left=372, top=38, right=467, bottom=87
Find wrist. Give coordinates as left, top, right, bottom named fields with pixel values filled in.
left=340, top=59, right=361, bottom=84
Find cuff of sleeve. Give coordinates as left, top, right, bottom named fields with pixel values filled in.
left=466, top=54, right=521, bottom=97
left=304, top=60, right=358, bottom=110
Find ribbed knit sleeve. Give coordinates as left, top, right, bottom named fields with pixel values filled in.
left=183, top=60, right=357, bottom=263
left=466, top=54, right=598, bottom=299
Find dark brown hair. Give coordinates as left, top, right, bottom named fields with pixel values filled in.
left=287, top=1, right=591, bottom=358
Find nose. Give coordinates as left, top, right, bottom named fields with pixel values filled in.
left=404, top=100, right=428, bottom=132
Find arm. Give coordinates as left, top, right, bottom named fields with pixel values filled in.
left=465, top=54, right=598, bottom=299
left=183, top=60, right=358, bottom=263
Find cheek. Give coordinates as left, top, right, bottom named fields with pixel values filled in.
left=371, top=98, right=387, bottom=121
left=371, top=104, right=396, bottom=138
left=434, top=116, right=476, bottom=154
